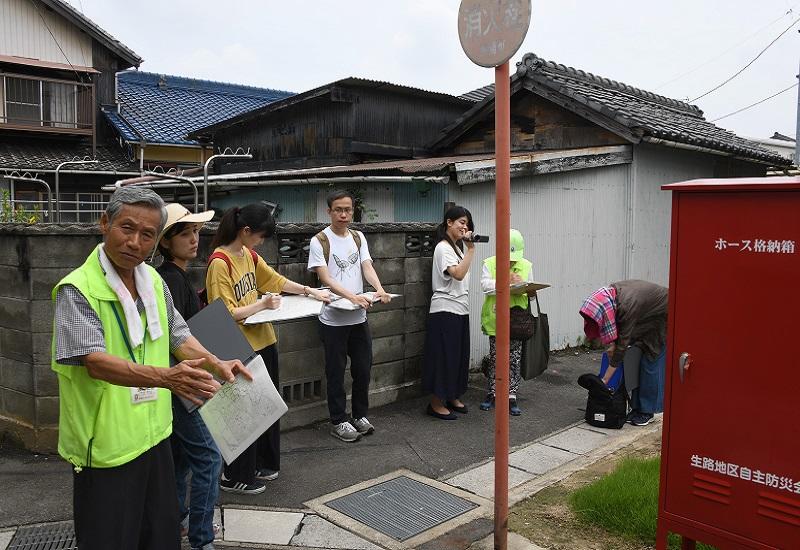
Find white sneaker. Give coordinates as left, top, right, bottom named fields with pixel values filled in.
left=330, top=421, right=361, bottom=442
left=351, top=417, right=375, bottom=435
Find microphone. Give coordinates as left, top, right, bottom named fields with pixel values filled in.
left=463, top=234, right=489, bottom=243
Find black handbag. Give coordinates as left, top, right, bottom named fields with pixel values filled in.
left=509, top=303, right=535, bottom=341
left=520, top=293, right=550, bottom=380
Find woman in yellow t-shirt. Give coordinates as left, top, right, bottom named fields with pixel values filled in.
left=207, top=203, right=329, bottom=495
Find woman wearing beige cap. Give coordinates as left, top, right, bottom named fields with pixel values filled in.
left=156, top=203, right=220, bottom=550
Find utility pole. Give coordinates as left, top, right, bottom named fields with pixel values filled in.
left=794, top=29, right=800, bottom=167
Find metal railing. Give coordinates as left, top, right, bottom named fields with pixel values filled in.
left=0, top=72, right=94, bottom=134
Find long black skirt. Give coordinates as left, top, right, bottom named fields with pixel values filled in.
left=422, top=312, right=470, bottom=401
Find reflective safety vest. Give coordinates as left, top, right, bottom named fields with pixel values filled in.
left=51, top=246, right=172, bottom=469
left=481, top=256, right=532, bottom=336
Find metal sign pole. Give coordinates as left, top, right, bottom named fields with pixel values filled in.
left=493, top=60, right=511, bottom=550
left=457, top=4, right=530, bottom=548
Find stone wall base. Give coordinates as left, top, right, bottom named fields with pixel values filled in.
left=0, top=416, right=58, bottom=454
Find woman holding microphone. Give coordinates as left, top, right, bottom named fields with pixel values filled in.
left=421, top=205, right=477, bottom=420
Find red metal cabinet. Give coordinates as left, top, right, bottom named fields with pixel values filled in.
left=657, top=178, right=800, bottom=550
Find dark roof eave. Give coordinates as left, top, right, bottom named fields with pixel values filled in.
left=188, top=77, right=473, bottom=140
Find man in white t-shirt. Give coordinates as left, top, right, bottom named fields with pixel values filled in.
left=307, top=190, right=392, bottom=442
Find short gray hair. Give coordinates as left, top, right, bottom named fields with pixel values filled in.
left=106, top=187, right=167, bottom=233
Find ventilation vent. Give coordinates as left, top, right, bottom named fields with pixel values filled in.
left=281, top=377, right=322, bottom=404
left=758, top=491, right=800, bottom=527
left=691, top=472, right=732, bottom=505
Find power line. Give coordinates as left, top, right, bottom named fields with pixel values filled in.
left=28, top=0, right=86, bottom=83
left=690, top=16, right=800, bottom=102
left=710, top=82, right=798, bottom=122
left=655, top=6, right=798, bottom=91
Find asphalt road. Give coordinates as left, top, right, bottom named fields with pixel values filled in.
left=0, top=349, right=600, bottom=527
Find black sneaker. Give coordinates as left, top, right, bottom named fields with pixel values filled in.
left=220, top=475, right=266, bottom=495
left=630, top=412, right=654, bottom=426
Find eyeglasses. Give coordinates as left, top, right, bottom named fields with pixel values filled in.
left=332, top=208, right=353, bottom=214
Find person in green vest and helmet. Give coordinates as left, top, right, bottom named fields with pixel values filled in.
left=479, top=229, right=535, bottom=416
left=51, top=187, right=251, bottom=550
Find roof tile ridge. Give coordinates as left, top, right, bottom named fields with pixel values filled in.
left=118, top=70, right=293, bottom=97
left=517, top=53, right=704, bottom=118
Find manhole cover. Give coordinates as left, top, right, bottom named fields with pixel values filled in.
left=326, top=475, right=478, bottom=541
left=8, top=521, right=77, bottom=550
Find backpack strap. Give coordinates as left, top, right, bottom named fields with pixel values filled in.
left=208, top=251, right=234, bottom=275
left=349, top=229, right=362, bottom=256
left=208, top=248, right=259, bottom=275
left=315, top=231, right=331, bottom=265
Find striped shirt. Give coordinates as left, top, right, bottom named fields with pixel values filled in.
left=54, top=282, right=191, bottom=366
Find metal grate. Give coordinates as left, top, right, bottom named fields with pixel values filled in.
left=326, top=475, right=477, bottom=541
left=7, top=522, right=77, bottom=550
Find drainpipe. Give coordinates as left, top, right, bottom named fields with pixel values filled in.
left=55, top=158, right=99, bottom=222
left=204, top=151, right=253, bottom=210
left=102, top=175, right=449, bottom=193
left=111, top=171, right=200, bottom=213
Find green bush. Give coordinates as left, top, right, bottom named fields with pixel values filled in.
left=1, top=189, right=41, bottom=224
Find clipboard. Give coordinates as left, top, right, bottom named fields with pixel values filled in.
left=484, top=281, right=550, bottom=295
left=182, top=299, right=257, bottom=412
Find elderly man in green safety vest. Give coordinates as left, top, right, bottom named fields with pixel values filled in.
left=52, top=186, right=250, bottom=550
left=479, top=228, right=535, bottom=416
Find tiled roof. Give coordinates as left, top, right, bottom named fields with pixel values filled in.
left=41, top=0, right=142, bottom=67
left=0, top=137, right=139, bottom=173
left=102, top=71, right=293, bottom=146
left=454, top=53, right=787, bottom=166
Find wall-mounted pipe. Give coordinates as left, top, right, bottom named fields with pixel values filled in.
left=204, top=151, right=253, bottom=210
left=5, top=174, right=53, bottom=221
left=55, top=158, right=99, bottom=222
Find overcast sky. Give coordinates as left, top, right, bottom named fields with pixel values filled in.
left=68, top=0, right=799, bottom=139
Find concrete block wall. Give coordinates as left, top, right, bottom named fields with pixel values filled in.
left=0, top=222, right=435, bottom=452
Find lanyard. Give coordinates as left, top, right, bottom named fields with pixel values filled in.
left=110, top=303, right=145, bottom=363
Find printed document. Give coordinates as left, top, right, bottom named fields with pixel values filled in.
left=244, top=295, right=324, bottom=324
left=199, top=354, right=288, bottom=464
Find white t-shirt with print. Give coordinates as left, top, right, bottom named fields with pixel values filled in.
left=429, top=240, right=470, bottom=316
left=307, top=226, right=372, bottom=326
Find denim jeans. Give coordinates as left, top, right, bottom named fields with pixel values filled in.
left=171, top=397, right=222, bottom=550
left=631, top=346, right=666, bottom=415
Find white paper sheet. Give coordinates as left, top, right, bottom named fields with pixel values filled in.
left=244, top=295, right=324, bottom=324
left=326, top=291, right=402, bottom=311
left=199, top=354, right=288, bottom=465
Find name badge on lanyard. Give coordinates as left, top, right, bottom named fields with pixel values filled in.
left=112, top=304, right=158, bottom=405
left=131, top=386, right=158, bottom=404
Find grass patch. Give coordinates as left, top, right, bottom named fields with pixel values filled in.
left=569, top=456, right=715, bottom=549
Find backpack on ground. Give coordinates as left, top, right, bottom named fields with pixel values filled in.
left=578, top=353, right=628, bottom=429
left=198, top=248, right=259, bottom=307
left=583, top=382, right=628, bottom=429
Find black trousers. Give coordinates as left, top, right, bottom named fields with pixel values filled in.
left=224, top=344, right=280, bottom=483
left=319, top=321, right=373, bottom=424
left=73, top=437, right=179, bottom=550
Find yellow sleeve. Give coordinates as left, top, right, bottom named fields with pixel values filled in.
left=255, top=255, right=287, bottom=294
left=206, top=258, right=240, bottom=314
